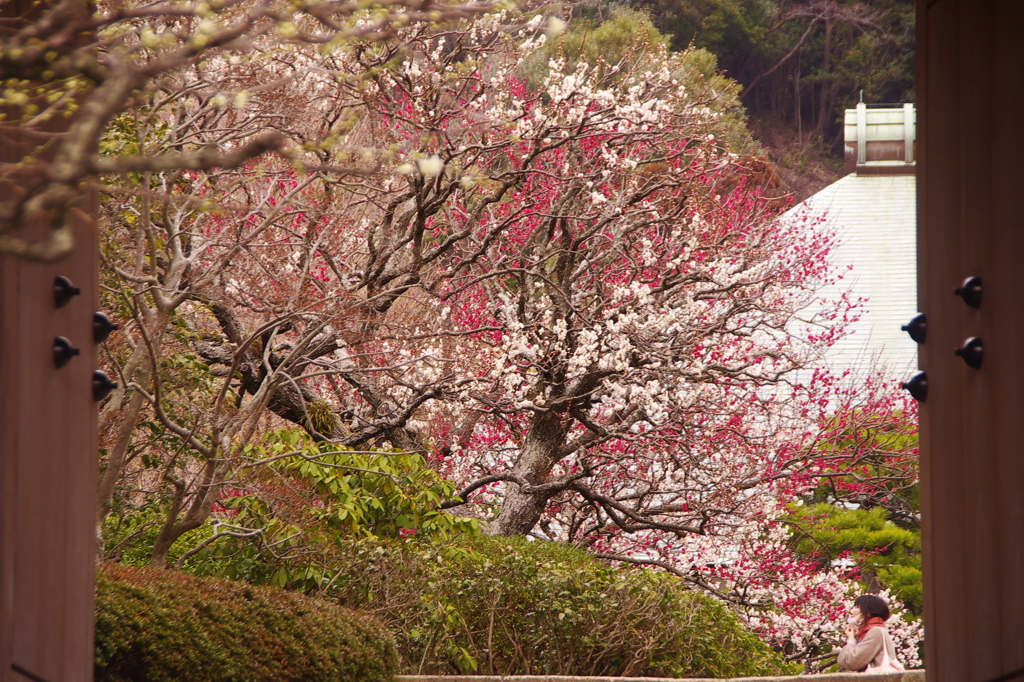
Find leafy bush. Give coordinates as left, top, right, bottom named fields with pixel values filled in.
left=111, top=429, right=792, bottom=678
left=251, top=430, right=481, bottom=541
left=230, top=535, right=793, bottom=678
left=389, top=536, right=796, bottom=677
left=95, top=563, right=398, bottom=682
left=104, top=429, right=481, bottom=571
left=173, top=478, right=793, bottom=680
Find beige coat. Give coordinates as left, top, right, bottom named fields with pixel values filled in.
left=837, top=626, right=898, bottom=672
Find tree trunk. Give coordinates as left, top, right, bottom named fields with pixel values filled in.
left=816, top=16, right=833, bottom=138
left=149, top=460, right=225, bottom=567
left=794, top=65, right=802, bottom=145
left=489, top=411, right=566, bottom=536
left=95, top=365, right=149, bottom=558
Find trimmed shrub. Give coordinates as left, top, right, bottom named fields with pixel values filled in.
left=95, top=563, right=397, bottom=682
left=322, top=536, right=797, bottom=678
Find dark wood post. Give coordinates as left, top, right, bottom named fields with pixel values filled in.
left=917, top=1, right=1024, bottom=680
left=1, top=2, right=99, bottom=680
left=0, top=222, right=98, bottom=682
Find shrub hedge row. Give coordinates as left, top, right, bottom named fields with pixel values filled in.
left=95, top=563, right=397, bottom=682
left=320, top=536, right=797, bottom=678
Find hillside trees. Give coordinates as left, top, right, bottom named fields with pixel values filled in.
left=743, top=0, right=914, bottom=144
left=623, top=0, right=915, bottom=152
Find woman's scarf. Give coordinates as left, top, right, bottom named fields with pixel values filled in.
left=857, top=616, right=887, bottom=641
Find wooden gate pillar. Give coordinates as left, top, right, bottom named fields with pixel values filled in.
left=0, top=224, right=98, bottom=682
left=918, top=1, right=1024, bottom=680
left=1, top=0, right=99, bottom=678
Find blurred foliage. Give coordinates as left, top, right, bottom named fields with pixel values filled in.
left=526, top=7, right=669, bottom=75
left=619, top=0, right=775, bottom=57
left=95, top=563, right=397, bottom=682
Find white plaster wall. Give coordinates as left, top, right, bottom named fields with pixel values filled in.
left=784, top=174, right=918, bottom=379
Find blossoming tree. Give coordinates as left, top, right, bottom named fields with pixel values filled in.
left=96, top=8, right=922, bottom=667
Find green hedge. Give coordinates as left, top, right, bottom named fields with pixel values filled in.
left=95, top=563, right=397, bottom=682
left=402, top=537, right=795, bottom=677
left=318, top=536, right=796, bottom=678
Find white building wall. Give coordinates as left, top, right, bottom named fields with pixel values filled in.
left=784, top=174, right=918, bottom=378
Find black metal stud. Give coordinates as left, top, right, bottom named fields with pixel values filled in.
left=92, top=370, right=118, bottom=402
left=53, top=275, right=81, bottom=308
left=53, top=336, right=80, bottom=368
left=93, top=312, right=120, bottom=343
left=902, top=372, right=928, bottom=402
left=955, top=337, right=984, bottom=369
left=953, top=276, right=983, bottom=309
left=901, top=313, right=928, bottom=344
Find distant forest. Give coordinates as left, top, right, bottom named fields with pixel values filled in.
left=612, top=0, right=915, bottom=158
